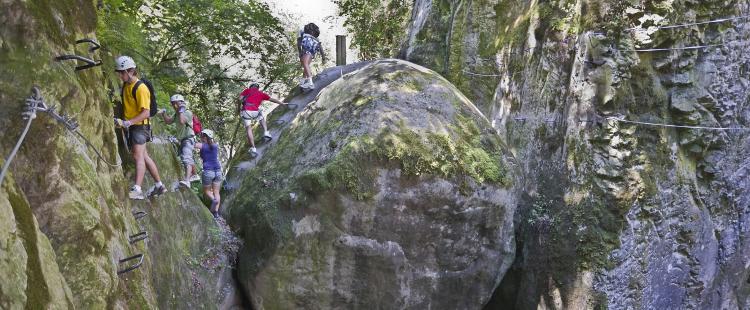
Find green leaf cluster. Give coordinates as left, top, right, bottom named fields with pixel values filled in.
left=334, top=0, right=413, bottom=59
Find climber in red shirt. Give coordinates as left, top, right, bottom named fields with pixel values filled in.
left=238, top=83, right=287, bottom=156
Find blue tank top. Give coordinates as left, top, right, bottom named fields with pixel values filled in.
left=200, top=143, right=221, bottom=171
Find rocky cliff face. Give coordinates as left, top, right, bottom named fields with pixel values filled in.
left=402, top=0, right=750, bottom=308
left=224, top=59, right=517, bottom=309
left=0, top=1, right=238, bottom=308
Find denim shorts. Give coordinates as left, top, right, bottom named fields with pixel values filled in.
left=300, top=35, right=320, bottom=57
left=179, top=137, right=195, bottom=166
left=202, top=169, right=223, bottom=186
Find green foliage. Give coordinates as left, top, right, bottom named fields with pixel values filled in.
left=297, top=121, right=510, bottom=201
left=334, top=0, right=413, bottom=59
left=527, top=194, right=558, bottom=226
left=98, top=0, right=300, bottom=161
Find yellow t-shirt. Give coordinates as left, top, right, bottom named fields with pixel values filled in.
left=123, top=79, right=151, bottom=125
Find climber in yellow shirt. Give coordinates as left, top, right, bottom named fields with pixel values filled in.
left=113, top=56, right=167, bottom=200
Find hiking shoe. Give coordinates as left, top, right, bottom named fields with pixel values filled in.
left=179, top=180, right=190, bottom=188
left=249, top=147, right=257, bottom=156
left=129, top=186, right=145, bottom=200
left=189, top=174, right=201, bottom=182
left=304, top=79, right=315, bottom=89
left=149, top=184, right=167, bottom=197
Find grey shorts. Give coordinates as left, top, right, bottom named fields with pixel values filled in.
left=179, top=137, right=195, bottom=165
left=240, top=110, right=264, bottom=127
left=202, top=169, right=223, bottom=186
left=128, top=125, right=151, bottom=147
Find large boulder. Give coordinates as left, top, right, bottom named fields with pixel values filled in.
left=226, top=59, right=516, bottom=309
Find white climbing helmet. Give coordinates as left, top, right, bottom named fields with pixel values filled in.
left=202, top=129, right=215, bottom=140
left=115, top=55, right=136, bottom=71
left=170, top=94, right=185, bottom=103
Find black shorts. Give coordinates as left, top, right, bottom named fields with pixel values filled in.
left=128, top=125, right=151, bottom=147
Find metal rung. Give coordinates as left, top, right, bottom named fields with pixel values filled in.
left=132, top=210, right=147, bottom=220
left=117, top=254, right=144, bottom=275
left=129, top=231, right=148, bottom=244
left=287, top=103, right=298, bottom=109
left=75, top=39, right=100, bottom=52
left=54, top=54, right=102, bottom=71
left=274, top=119, right=286, bottom=125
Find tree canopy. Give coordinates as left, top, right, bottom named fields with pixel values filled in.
left=99, top=0, right=300, bottom=159
left=334, top=0, right=412, bottom=60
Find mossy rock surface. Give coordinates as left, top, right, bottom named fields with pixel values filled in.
left=0, top=1, right=240, bottom=308
left=226, top=59, right=516, bottom=309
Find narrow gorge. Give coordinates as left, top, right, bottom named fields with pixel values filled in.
left=1, top=0, right=750, bottom=309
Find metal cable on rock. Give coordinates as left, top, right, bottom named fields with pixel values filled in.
left=624, top=15, right=750, bottom=31
left=462, top=69, right=504, bottom=77
left=0, top=107, right=36, bottom=186
left=73, top=130, right=121, bottom=167
left=606, top=116, right=750, bottom=131
left=615, top=43, right=726, bottom=53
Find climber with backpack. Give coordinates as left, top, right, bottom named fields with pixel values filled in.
left=158, top=94, right=199, bottom=188
left=238, top=83, right=288, bottom=156
left=113, top=55, right=167, bottom=200
left=297, top=23, right=327, bottom=89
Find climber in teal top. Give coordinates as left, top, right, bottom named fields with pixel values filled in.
left=194, top=129, right=223, bottom=218
left=158, top=94, right=197, bottom=188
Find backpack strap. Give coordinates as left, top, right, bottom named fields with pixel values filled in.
left=131, top=80, right=144, bottom=105
left=129, top=80, right=148, bottom=125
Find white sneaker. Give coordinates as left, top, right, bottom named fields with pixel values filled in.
left=179, top=180, right=190, bottom=188
left=129, top=186, right=145, bottom=200
left=249, top=147, right=258, bottom=156
left=189, top=174, right=201, bottom=182
left=305, top=79, right=315, bottom=89
left=263, top=131, right=272, bottom=139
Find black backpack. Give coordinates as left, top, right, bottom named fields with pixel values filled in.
left=122, top=78, right=158, bottom=117
left=303, top=23, right=320, bottom=37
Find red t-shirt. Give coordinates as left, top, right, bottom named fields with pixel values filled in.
left=240, top=88, right=271, bottom=111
